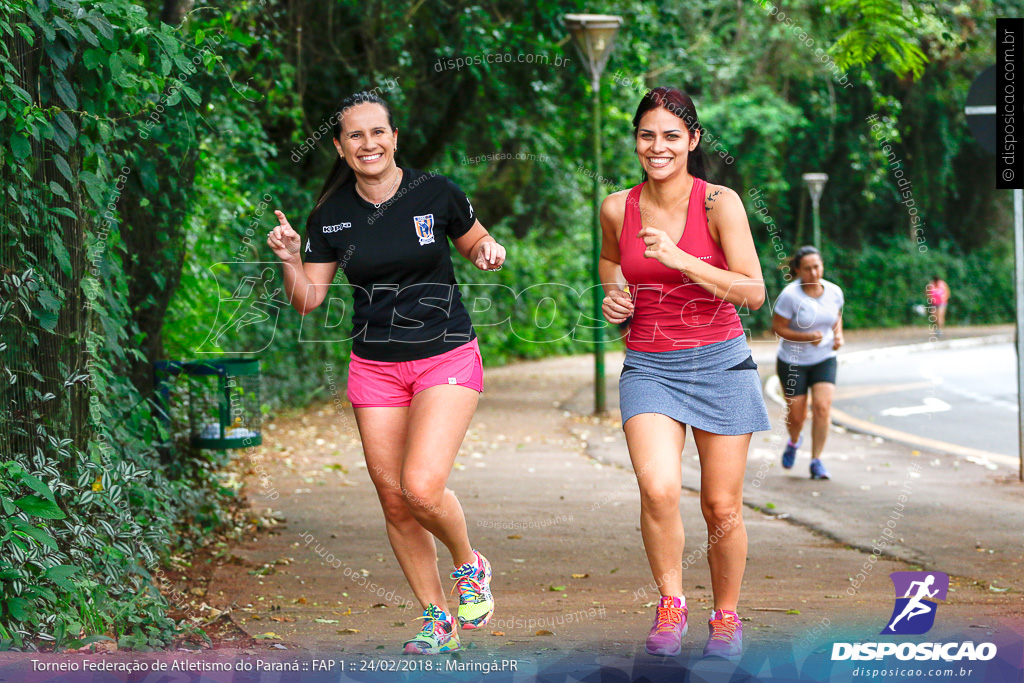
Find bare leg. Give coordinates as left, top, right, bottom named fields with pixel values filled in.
left=693, top=429, right=751, bottom=613
left=783, top=393, right=808, bottom=444
left=401, top=384, right=479, bottom=570
left=355, top=406, right=446, bottom=610
left=623, top=413, right=686, bottom=598
left=809, top=382, right=835, bottom=460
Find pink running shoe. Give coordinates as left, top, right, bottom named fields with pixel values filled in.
left=644, top=596, right=687, bottom=656
left=703, top=609, right=743, bottom=660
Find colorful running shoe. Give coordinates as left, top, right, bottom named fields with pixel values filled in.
left=703, top=609, right=743, bottom=660
left=644, top=596, right=687, bottom=656
left=402, top=604, right=461, bottom=655
left=782, top=436, right=802, bottom=469
left=809, top=458, right=831, bottom=480
left=450, top=550, right=494, bottom=629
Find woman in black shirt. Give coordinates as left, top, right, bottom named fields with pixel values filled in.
left=267, top=91, right=505, bottom=655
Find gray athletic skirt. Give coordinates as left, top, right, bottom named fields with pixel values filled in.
left=619, top=334, right=771, bottom=435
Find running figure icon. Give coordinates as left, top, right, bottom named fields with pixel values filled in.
left=887, top=575, right=939, bottom=631
left=881, top=571, right=948, bottom=635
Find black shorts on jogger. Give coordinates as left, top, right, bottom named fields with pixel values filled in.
left=776, top=356, right=838, bottom=398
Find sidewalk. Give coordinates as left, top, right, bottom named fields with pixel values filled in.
left=198, top=325, right=1020, bottom=656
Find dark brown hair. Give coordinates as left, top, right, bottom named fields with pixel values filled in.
left=791, top=245, right=821, bottom=271
left=632, top=86, right=709, bottom=182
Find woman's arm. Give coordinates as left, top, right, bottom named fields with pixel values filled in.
left=599, top=192, right=633, bottom=323
left=451, top=220, right=506, bottom=271
left=832, top=309, right=844, bottom=350
left=772, top=313, right=824, bottom=344
left=637, top=186, right=766, bottom=309
left=268, top=210, right=340, bottom=315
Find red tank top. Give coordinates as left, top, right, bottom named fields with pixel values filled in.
left=618, top=177, right=745, bottom=351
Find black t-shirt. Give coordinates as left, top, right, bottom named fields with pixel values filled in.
left=304, top=168, right=478, bottom=362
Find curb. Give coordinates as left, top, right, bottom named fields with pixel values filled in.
left=837, top=333, right=1013, bottom=365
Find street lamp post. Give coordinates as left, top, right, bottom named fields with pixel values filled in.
left=563, top=13, right=623, bottom=415
left=802, top=172, right=829, bottom=249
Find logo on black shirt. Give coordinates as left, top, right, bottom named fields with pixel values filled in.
left=414, top=214, right=435, bottom=245
left=323, top=222, right=352, bottom=233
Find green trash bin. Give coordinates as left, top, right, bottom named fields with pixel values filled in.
left=154, top=358, right=262, bottom=450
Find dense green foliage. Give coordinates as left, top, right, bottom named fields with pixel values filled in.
left=0, top=0, right=1014, bottom=651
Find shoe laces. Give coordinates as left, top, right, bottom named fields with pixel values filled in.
left=451, top=575, right=485, bottom=601
left=709, top=612, right=738, bottom=642
left=654, top=604, right=685, bottom=634
left=413, top=605, right=451, bottom=637
left=450, top=566, right=486, bottom=604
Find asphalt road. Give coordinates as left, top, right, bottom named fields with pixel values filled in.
left=832, top=343, right=1018, bottom=460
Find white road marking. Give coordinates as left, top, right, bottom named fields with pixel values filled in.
left=880, top=397, right=952, bottom=417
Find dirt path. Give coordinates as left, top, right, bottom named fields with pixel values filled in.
left=202, top=330, right=1020, bottom=659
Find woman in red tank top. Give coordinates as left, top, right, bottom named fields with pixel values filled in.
left=598, top=87, right=770, bottom=661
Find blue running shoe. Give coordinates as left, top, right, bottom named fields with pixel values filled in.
left=809, top=458, right=831, bottom=480
left=782, top=436, right=802, bottom=469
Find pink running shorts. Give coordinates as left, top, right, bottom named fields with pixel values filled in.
left=346, top=338, right=484, bottom=408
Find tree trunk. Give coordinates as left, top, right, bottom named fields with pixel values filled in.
left=160, top=0, right=195, bottom=26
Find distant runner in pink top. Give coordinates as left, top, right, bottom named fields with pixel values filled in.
left=926, top=276, right=950, bottom=335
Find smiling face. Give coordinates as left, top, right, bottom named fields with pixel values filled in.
left=796, top=252, right=824, bottom=285
left=636, top=106, right=699, bottom=180
left=334, top=102, right=398, bottom=177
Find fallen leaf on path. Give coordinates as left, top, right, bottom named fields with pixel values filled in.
left=254, top=633, right=280, bottom=640
left=314, top=619, right=339, bottom=624
left=392, top=622, right=406, bottom=627
left=785, top=609, right=801, bottom=615
left=549, top=585, right=565, bottom=592
left=571, top=573, right=589, bottom=579
left=535, top=630, right=554, bottom=636
left=293, top=597, right=307, bottom=604
left=491, top=631, right=505, bottom=636
left=641, top=601, right=655, bottom=608
left=507, top=534, right=522, bottom=539
left=269, top=616, right=295, bottom=622
left=249, top=614, right=261, bottom=620
left=337, top=628, right=360, bottom=634
left=371, top=603, right=388, bottom=608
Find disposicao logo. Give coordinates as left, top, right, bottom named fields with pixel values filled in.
left=882, top=571, right=948, bottom=635
left=831, top=571, right=997, bottom=662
